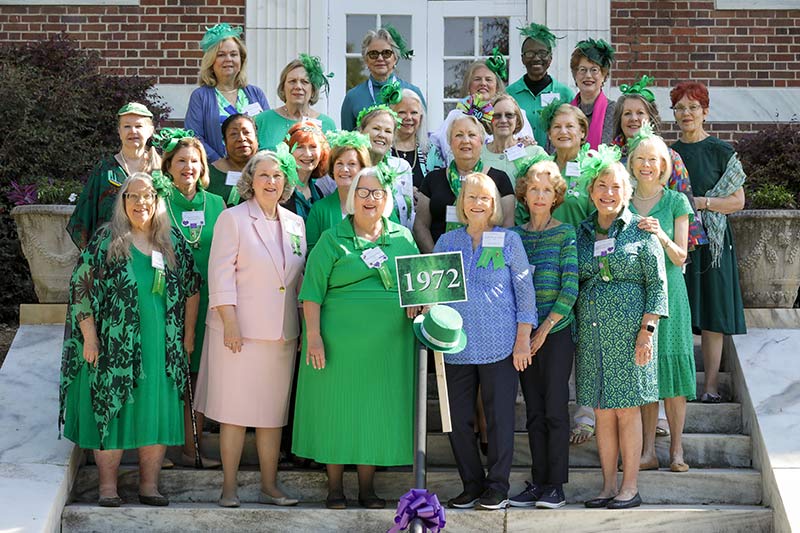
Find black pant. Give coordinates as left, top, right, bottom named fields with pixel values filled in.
left=518, top=326, right=574, bottom=486
left=445, top=356, right=518, bottom=496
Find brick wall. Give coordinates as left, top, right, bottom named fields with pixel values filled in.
left=611, top=1, right=800, bottom=88
left=660, top=121, right=774, bottom=146
left=0, top=1, right=246, bottom=83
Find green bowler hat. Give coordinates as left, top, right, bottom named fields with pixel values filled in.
left=413, top=305, right=467, bottom=354
left=117, top=102, right=153, bottom=118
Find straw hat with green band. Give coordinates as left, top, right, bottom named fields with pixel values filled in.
left=200, top=23, right=243, bottom=52
left=412, top=305, right=467, bottom=354
left=117, top=102, right=153, bottom=118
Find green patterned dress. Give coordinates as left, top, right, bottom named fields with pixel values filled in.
left=631, top=189, right=697, bottom=400
left=67, top=155, right=128, bottom=248
left=575, top=209, right=669, bottom=409
left=59, top=227, right=201, bottom=449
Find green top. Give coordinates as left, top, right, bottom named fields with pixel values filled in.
left=254, top=109, right=337, bottom=151
left=506, top=76, right=574, bottom=147
left=59, top=227, right=202, bottom=444
left=67, top=155, right=128, bottom=248
left=305, top=190, right=347, bottom=251
left=482, top=144, right=550, bottom=225
left=207, top=165, right=243, bottom=207
left=552, top=165, right=594, bottom=228
left=165, top=187, right=226, bottom=372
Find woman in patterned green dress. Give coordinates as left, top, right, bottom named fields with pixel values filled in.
left=627, top=132, right=696, bottom=473
left=575, top=146, right=668, bottom=509
left=59, top=173, right=201, bottom=507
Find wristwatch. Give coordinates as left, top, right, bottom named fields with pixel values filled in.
left=641, top=324, right=655, bottom=333
left=705, top=197, right=711, bottom=210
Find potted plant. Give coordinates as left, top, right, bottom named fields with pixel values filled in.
left=8, top=177, right=84, bottom=303
left=729, top=122, right=800, bottom=308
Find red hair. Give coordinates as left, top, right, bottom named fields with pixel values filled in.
left=670, top=81, right=709, bottom=109
left=286, top=121, right=330, bottom=178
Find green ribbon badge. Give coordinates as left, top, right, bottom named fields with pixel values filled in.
left=477, top=247, right=505, bottom=270
left=598, top=256, right=613, bottom=282
left=151, top=268, right=165, bottom=296
left=290, top=233, right=302, bottom=256
left=227, top=186, right=240, bottom=206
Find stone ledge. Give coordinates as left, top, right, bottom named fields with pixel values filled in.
left=19, top=304, right=67, bottom=325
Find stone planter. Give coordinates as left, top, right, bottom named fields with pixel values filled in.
left=729, top=209, right=800, bottom=308
left=11, top=205, right=79, bottom=303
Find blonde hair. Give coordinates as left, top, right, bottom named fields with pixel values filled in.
left=491, top=94, right=525, bottom=136
left=276, top=59, right=320, bottom=105
left=345, top=167, right=394, bottom=218
left=626, top=135, right=673, bottom=186
left=161, top=137, right=211, bottom=190
left=548, top=104, right=589, bottom=143
left=460, top=61, right=506, bottom=98
left=455, top=172, right=503, bottom=226
left=588, top=162, right=634, bottom=208
left=237, top=151, right=294, bottom=203
left=107, top=173, right=176, bottom=268
left=514, top=160, right=567, bottom=214
left=198, top=37, right=249, bottom=88
left=447, top=115, right=487, bottom=148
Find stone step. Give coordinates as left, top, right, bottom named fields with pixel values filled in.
left=62, top=503, right=772, bottom=533
left=425, top=400, right=742, bottom=434
left=71, top=466, right=763, bottom=506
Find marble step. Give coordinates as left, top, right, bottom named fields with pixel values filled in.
left=425, top=400, right=742, bottom=434
left=71, top=466, right=763, bottom=506
left=61, top=503, right=772, bottom=533
left=425, top=432, right=751, bottom=469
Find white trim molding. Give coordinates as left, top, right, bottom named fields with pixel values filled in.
left=715, top=0, right=800, bottom=8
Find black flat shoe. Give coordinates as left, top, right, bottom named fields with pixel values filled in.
left=138, top=494, right=169, bottom=507
left=607, top=493, right=642, bottom=509
left=98, top=496, right=122, bottom=508
left=584, top=496, right=615, bottom=508
left=325, top=493, right=347, bottom=510
left=358, top=495, right=386, bottom=509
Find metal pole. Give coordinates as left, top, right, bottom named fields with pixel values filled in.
left=410, top=343, right=428, bottom=533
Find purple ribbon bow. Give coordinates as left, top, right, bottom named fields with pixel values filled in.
left=388, top=489, right=446, bottom=533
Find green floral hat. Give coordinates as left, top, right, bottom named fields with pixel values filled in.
left=577, top=143, right=622, bottom=182
left=518, top=22, right=561, bottom=50
left=620, top=74, right=656, bottom=103
left=485, top=47, right=508, bottom=83
left=152, top=128, right=195, bottom=153
left=299, top=53, right=334, bottom=96
left=382, top=24, right=413, bottom=60
left=200, top=23, right=243, bottom=52
left=273, top=142, right=301, bottom=187
left=575, top=38, right=615, bottom=69
left=326, top=130, right=372, bottom=151
left=625, top=122, right=657, bottom=155
left=513, top=151, right=554, bottom=180
left=117, top=102, right=153, bottom=118
left=356, top=104, right=401, bottom=130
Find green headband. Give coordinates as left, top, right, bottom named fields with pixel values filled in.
left=514, top=151, right=555, bottom=180
left=538, top=98, right=564, bottom=131
left=273, top=142, right=301, bottom=188
left=326, top=130, right=372, bottom=151
left=117, top=102, right=153, bottom=118
left=575, top=38, right=615, bottom=69
left=382, top=24, right=413, bottom=60
left=518, top=23, right=560, bottom=50
left=152, top=128, right=195, bottom=153
left=375, top=160, right=399, bottom=189
left=356, top=104, right=401, bottom=130
left=150, top=170, right=172, bottom=199
left=201, top=23, right=243, bottom=52
left=577, top=143, right=622, bottom=182
left=620, top=74, right=656, bottom=103
left=625, top=122, right=657, bottom=155
left=299, top=53, right=334, bottom=96
left=485, top=47, right=508, bottom=83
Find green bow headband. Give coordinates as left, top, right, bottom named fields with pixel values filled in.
left=200, top=23, right=243, bottom=52
left=273, top=142, right=301, bottom=188
left=577, top=143, right=622, bottom=182
left=152, top=128, right=195, bottom=153
left=299, top=53, right=334, bottom=96
left=485, top=47, right=508, bottom=83
left=625, top=122, right=657, bottom=155
left=575, top=38, right=615, bottom=69
left=620, top=75, right=656, bottom=103
left=538, top=98, right=563, bottom=131
left=326, top=130, right=372, bottom=151
left=149, top=170, right=173, bottom=199
left=375, top=160, right=400, bottom=189
left=514, top=151, right=555, bottom=180
left=117, top=102, right=153, bottom=118
left=383, top=24, right=413, bottom=60
left=356, top=104, right=401, bottom=130
left=518, top=23, right=561, bottom=50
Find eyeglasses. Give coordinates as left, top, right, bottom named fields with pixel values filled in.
left=493, top=112, right=517, bottom=121
left=522, top=50, right=551, bottom=60
left=355, top=187, right=387, bottom=200
left=124, top=192, right=156, bottom=203
left=672, top=104, right=703, bottom=114
left=366, top=49, right=394, bottom=61
left=575, top=66, right=602, bottom=77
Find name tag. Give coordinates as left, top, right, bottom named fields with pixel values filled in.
left=181, top=211, right=205, bottom=228
left=225, top=171, right=242, bottom=186
left=503, top=143, right=527, bottom=162
left=481, top=231, right=505, bottom=248
left=284, top=218, right=303, bottom=236
left=303, top=116, right=323, bottom=128
left=243, top=102, right=263, bottom=116
left=151, top=250, right=165, bottom=270
left=594, top=238, right=616, bottom=257
left=361, top=246, right=388, bottom=268
left=565, top=161, right=581, bottom=177
left=540, top=93, right=560, bottom=106
left=446, top=205, right=459, bottom=224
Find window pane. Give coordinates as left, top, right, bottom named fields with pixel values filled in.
left=444, top=59, right=471, bottom=99
left=347, top=15, right=376, bottom=54
left=382, top=15, right=413, bottom=82
left=480, top=17, right=509, bottom=56
left=444, top=17, right=474, bottom=56
left=346, top=57, right=369, bottom=91
left=444, top=101, right=458, bottom=116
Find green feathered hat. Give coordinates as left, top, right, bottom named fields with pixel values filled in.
left=485, top=47, right=508, bottom=83
left=577, top=143, right=622, bottom=182
left=356, top=104, right=401, bottom=130
left=152, top=128, right=195, bottom=154
left=538, top=98, right=564, bottom=131
left=375, top=160, right=399, bottom=189
left=382, top=24, right=413, bottom=60
left=299, top=53, right=334, bottom=97
left=326, top=130, right=372, bottom=151
left=513, top=150, right=555, bottom=180
left=575, top=38, right=615, bottom=69
left=620, top=74, right=656, bottom=103
left=273, top=142, right=301, bottom=187
left=518, top=22, right=561, bottom=50
left=625, top=122, right=657, bottom=155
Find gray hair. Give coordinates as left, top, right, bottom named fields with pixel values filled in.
left=237, top=151, right=294, bottom=203
left=345, top=166, right=395, bottom=218
left=391, top=88, right=429, bottom=153
left=361, top=28, right=398, bottom=59
left=447, top=114, right=487, bottom=148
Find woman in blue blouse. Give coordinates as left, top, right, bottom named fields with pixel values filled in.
left=433, top=173, right=537, bottom=511
left=185, top=23, right=269, bottom=163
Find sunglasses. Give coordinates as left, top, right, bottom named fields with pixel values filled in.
left=366, top=49, right=394, bottom=60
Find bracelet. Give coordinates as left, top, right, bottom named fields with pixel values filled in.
left=705, top=197, right=711, bottom=210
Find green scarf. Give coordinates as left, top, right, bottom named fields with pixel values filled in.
left=705, top=154, right=746, bottom=268
left=446, top=160, right=484, bottom=232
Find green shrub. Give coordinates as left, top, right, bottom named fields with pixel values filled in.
left=736, top=122, right=800, bottom=209
left=750, top=183, right=797, bottom=209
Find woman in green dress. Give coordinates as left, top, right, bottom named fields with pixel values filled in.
left=670, top=81, right=747, bottom=404
left=155, top=130, right=226, bottom=468
left=292, top=166, right=422, bottom=510
left=254, top=55, right=336, bottom=151
left=59, top=172, right=201, bottom=507
left=208, top=113, right=259, bottom=206
left=67, top=102, right=160, bottom=248
left=575, top=146, right=668, bottom=509
left=305, top=130, right=372, bottom=250
left=627, top=130, right=695, bottom=473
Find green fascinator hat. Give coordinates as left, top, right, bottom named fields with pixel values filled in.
left=375, top=160, right=400, bottom=189
left=273, top=142, right=301, bottom=187
left=326, top=130, right=372, bottom=151
left=514, top=150, right=554, bottom=180
left=150, top=170, right=173, bottom=199
left=356, top=104, right=401, bottom=130
left=485, top=47, right=508, bottom=83
left=201, top=23, right=243, bottom=52
left=518, top=22, right=561, bottom=50
left=625, top=122, right=657, bottom=155
left=379, top=79, right=403, bottom=105
left=538, top=98, right=563, bottom=131
left=620, top=74, right=656, bottom=103
left=577, top=143, right=622, bottom=182
left=382, top=24, right=413, bottom=60
left=299, top=53, right=334, bottom=96
left=152, top=128, right=195, bottom=153
left=575, top=38, right=615, bottom=69
left=117, top=102, right=153, bottom=118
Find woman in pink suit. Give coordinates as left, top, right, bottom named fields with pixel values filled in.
left=195, top=145, right=307, bottom=508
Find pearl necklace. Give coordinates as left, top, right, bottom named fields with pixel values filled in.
left=633, top=188, right=662, bottom=201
